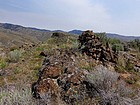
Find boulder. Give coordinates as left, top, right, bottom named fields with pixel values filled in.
left=39, top=51, right=47, bottom=57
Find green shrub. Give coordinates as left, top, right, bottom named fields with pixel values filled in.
left=47, top=37, right=67, bottom=45
left=125, top=59, right=135, bottom=72
left=0, top=58, right=7, bottom=69
left=70, top=38, right=79, bottom=48
left=115, top=54, right=126, bottom=73
left=36, top=46, right=44, bottom=51
left=115, top=65, right=126, bottom=73
left=86, top=66, right=138, bottom=105
left=126, top=63, right=134, bottom=71
left=112, top=44, right=124, bottom=52
left=8, top=50, right=22, bottom=62
left=108, top=38, right=121, bottom=45
left=129, top=39, right=140, bottom=51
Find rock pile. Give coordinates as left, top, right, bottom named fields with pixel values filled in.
left=32, top=49, right=88, bottom=104
left=78, top=30, right=117, bottom=64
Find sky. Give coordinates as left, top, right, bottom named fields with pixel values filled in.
left=0, top=0, right=140, bottom=36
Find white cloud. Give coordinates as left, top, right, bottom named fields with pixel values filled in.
left=1, top=0, right=140, bottom=35
left=33, top=0, right=112, bottom=31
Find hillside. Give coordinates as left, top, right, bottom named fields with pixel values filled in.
left=0, top=28, right=40, bottom=47
left=0, top=23, right=52, bottom=47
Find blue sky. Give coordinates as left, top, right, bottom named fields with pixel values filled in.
left=0, top=0, right=140, bottom=36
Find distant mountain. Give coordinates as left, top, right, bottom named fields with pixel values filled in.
left=0, top=23, right=51, bottom=32
left=52, top=30, right=65, bottom=32
left=106, top=33, right=140, bottom=41
left=0, top=23, right=140, bottom=48
left=0, top=23, right=53, bottom=42
left=68, top=30, right=83, bottom=35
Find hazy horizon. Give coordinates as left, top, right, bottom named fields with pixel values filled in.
left=0, top=0, right=140, bottom=36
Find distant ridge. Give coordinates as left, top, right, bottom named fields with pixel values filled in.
left=68, top=29, right=140, bottom=41
left=0, top=23, right=140, bottom=47
left=68, top=30, right=83, bottom=35
left=106, top=33, right=140, bottom=41
left=0, top=23, right=53, bottom=47
left=0, top=23, right=53, bottom=42
left=0, top=23, right=50, bottom=32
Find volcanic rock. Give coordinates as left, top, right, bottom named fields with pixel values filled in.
left=41, top=66, right=62, bottom=79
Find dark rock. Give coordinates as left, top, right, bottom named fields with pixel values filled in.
left=0, top=69, right=6, bottom=76
left=39, top=51, right=47, bottom=57
left=41, top=66, right=62, bottom=79
left=32, top=82, right=41, bottom=99
left=32, top=78, right=59, bottom=99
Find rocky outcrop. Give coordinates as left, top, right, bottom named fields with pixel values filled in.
left=32, top=49, right=88, bottom=104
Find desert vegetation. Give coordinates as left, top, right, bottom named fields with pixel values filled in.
left=0, top=30, right=140, bottom=105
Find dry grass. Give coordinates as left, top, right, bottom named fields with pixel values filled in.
left=0, top=86, right=36, bottom=105
left=86, top=65, right=140, bottom=105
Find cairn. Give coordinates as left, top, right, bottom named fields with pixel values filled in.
left=78, top=30, right=117, bottom=63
